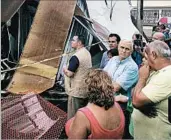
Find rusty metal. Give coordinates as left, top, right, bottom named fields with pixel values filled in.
left=2, top=93, right=67, bottom=139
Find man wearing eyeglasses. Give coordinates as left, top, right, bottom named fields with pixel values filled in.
left=100, top=33, right=121, bottom=68
left=63, top=35, right=92, bottom=119
left=103, top=40, right=138, bottom=139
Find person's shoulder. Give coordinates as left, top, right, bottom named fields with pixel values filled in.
left=103, top=51, right=108, bottom=56
left=111, top=56, right=119, bottom=61
left=71, top=55, right=78, bottom=58
left=124, top=61, right=138, bottom=73
left=159, top=65, right=171, bottom=73
left=76, top=109, right=86, bottom=117
left=82, top=47, right=89, bottom=53
left=158, top=65, right=171, bottom=79
left=75, top=108, right=90, bottom=127
left=107, top=56, right=118, bottom=64
left=71, top=55, right=79, bottom=61
left=77, top=48, right=91, bottom=57
left=127, top=57, right=138, bottom=69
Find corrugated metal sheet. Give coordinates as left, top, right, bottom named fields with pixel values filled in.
left=74, top=16, right=109, bottom=50
left=7, top=0, right=77, bottom=94
left=1, top=0, right=26, bottom=23
left=2, top=93, right=67, bottom=139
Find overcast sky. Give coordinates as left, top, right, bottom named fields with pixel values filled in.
left=131, top=1, right=171, bottom=7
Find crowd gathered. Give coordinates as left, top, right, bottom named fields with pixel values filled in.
left=62, top=23, right=171, bottom=139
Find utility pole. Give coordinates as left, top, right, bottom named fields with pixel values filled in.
left=137, top=0, right=144, bottom=34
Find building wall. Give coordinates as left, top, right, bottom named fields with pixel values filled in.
left=131, top=7, right=171, bottom=26
left=130, top=1, right=171, bottom=37
left=131, top=1, right=171, bottom=7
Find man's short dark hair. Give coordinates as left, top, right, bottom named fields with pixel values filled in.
left=77, top=35, right=85, bottom=45
left=107, top=48, right=118, bottom=57
left=152, top=26, right=157, bottom=32
left=159, top=24, right=166, bottom=30
left=109, top=33, right=121, bottom=44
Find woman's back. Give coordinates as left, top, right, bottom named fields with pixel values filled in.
left=85, top=102, right=125, bottom=139
left=65, top=69, right=125, bottom=139
left=65, top=102, right=125, bottom=139
left=87, top=102, right=123, bottom=130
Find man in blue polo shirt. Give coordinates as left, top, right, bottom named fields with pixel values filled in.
left=104, top=40, right=138, bottom=139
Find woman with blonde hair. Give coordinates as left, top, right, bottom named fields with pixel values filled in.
left=65, top=69, right=125, bottom=139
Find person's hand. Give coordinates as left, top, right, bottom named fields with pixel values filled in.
left=63, top=66, right=67, bottom=74
left=115, top=94, right=129, bottom=103
left=134, top=45, right=144, bottom=57
left=134, top=45, right=142, bottom=53
left=139, top=64, right=150, bottom=81
left=63, top=65, right=74, bottom=77
left=141, top=58, right=149, bottom=66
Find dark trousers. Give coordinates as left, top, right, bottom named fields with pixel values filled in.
left=67, top=96, right=88, bottom=120
left=118, top=102, right=133, bottom=139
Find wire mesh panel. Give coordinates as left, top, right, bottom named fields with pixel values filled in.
left=2, top=93, right=67, bottom=139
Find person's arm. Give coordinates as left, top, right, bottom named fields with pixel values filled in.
left=63, top=68, right=74, bottom=77
left=114, top=65, right=139, bottom=92
left=134, top=45, right=145, bottom=57
left=113, top=82, right=122, bottom=93
left=132, top=64, right=152, bottom=108
left=139, top=50, right=145, bottom=57
left=115, top=94, right=129, bottom=102
left=133, top=66, right=171, bottom=109
left=63, top=56, right=79, bottom=77
left=68, top=111, right=90, bottom=139
left=113, top=65, right=138, bottom=103
left=100, top=52, right=107, bottom=69
left=103, top=56, right=113, bottom=74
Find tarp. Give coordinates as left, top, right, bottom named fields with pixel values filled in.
left=86, top=1, right=139, bottom=40
left=1, top=0, right=26, bottom=23
left=7, top=0, right=77, bottom=94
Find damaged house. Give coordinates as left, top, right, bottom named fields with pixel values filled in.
left=1, top=0, right=110, bottom=139
left=1, top=0, right=109, bottom=95
left=1, top=0, right=146, bottom=139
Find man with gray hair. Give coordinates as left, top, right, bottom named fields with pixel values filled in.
left=104, top=40, right=138, bottom=138
left=152, top=32, right=165, bottom=41
left=132, top=40, right=171, bottom=139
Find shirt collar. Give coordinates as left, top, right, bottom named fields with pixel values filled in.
left=159, top=65, right=171, bottom=72
left=116, top=56, right=132, bottom=63
left=76, top=47, right=84, bottom=52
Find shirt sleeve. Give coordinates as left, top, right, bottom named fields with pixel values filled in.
left=142, top=75, right=171, bottom=103
left=116, top=66, right=138, bottom=91
left=100, top=51, right=107, bottom=69
left=68, top=56, right=79, bottom=72
left=103, top=57, right=112, bottom=72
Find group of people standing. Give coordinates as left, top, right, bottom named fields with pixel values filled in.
left=62, top=31, right=171, bottom=139
left=152, top=24, right=171, bottom=47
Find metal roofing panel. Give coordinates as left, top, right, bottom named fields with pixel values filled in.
left=2, top=93, right=67, bottom=139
